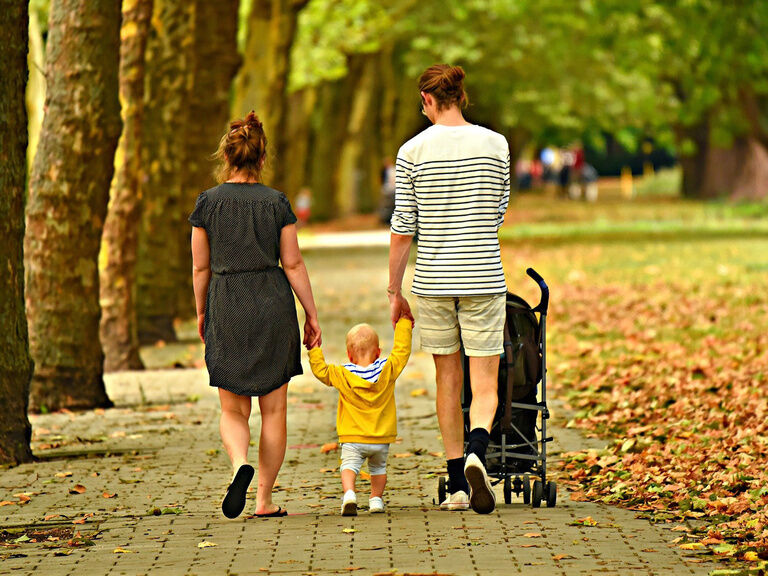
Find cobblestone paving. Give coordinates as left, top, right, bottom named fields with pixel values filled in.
left=1, top=244, right=727, bottom=575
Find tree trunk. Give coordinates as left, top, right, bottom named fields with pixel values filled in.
left=99, top=0, right=153, bottom=373
left=266, top=0, right=310, bottom=195
left=176, top=0, right=241, bottom=319
left=0, top=0, right=34, bottom=464
left=25, top=0, right=122, bottom=412
left=26, top=6, right=45, bottom=167
left=136, top=0, right=192, bottom=344
left=705, top=138, right=768, bottom=201
left=309, top=56, right=366, bottom=221
left=282, top=88, right=316, bottom=200
left=339, top=54, right=380, bottom=215
left=233, top=0, right=308, bottom=195
left=676, top=119, right=711, bottom=199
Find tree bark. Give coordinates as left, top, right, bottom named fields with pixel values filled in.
left=136, top=0, right=192, bottom=344
left=309, top=55, right=366, bottom=221
left=282, top=88, right=316, bottom=201
left=234, top=0, right=308, bottom=196
left=25, top=0, right=122, bottom=412
left=26, top=6, right=45, bottom=167
left=676, top=119, right=711, bottom=199
left=0, top=0, right=34, bottom=464
left=176, top=0, right=241, bottom=319
left=706, top=138, right=768, bottom=201
left=99, top=0, right=153, bottom=373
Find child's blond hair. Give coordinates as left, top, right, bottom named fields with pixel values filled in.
left=346, top=324, right=379, bottom=362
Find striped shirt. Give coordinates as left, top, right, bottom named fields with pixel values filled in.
left=343, top=357, right=388, bottom=383
left=391, top=124, right=510, bottom=296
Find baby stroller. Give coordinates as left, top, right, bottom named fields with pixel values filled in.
left=437, top=268, right=556, bottom=508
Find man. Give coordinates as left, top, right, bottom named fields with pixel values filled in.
left=387, top=64, right=510, bottom=514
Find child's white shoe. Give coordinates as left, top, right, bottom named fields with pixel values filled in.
left=369, top=497, right=385, bottom=513
left=341, top=490, right=357, bottom=516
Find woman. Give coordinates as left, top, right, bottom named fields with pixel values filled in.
left=190, top=112, right=321, bottom=519
left=387, top=65, right=510, bottom=515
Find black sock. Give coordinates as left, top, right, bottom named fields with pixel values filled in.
left=466, top=428, right=491, bottom=467
left=447, top=457, right=469, bottom=494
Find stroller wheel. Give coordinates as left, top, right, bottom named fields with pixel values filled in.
left=503, top=477, right=512, bottom=504
left=438, top=476, right=447, bottom=504
left=532, top=479, right=543, bottom=508
left=546, top=481, right=557, bottom=508
left=522, top=476, right=531, bottom=505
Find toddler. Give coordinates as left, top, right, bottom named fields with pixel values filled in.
left=309, top=318, right=412, bottom=515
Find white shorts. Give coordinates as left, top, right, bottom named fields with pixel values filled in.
left=340, top=442, right=389, bottom=475
left=416, top=294, right=506, bottom=357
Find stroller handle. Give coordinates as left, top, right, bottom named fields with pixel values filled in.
left=526, top=268, right=549, bottom=314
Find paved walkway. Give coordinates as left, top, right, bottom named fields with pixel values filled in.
left=1, top=245, right=727, bottom=575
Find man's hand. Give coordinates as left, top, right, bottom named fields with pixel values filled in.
left=388, top=291, right=414, bottom=328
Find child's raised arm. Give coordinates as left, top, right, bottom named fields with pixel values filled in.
left=386, top=318, right=413, bottom=381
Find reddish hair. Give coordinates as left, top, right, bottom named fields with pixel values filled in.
left=418, top=64, right=469, bottom=111
left=215, top=111, right=267, bottom=182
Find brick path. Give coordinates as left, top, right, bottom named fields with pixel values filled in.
left=1, top=242, right=727, bottom=575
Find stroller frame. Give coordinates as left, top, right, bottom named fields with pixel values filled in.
left=437, top=268, right=556, bottom=508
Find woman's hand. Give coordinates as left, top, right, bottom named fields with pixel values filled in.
left=303, top=316, right=322, bottom=349
left=388, top=291, right=414, bottom=328
left=197, top=313, right=205, bottom=343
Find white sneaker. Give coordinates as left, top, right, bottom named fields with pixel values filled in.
left=439, top=490, right=470, bottom=511
left=341, top=490, right=357, bottom=516
left=464, top=453, right=496, bottom=514
left=368, top=497, right=385, bottom=513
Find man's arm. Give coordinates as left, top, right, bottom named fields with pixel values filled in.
left=388, top=150, right=417, bottom=327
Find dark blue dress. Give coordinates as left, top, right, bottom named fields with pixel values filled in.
left=189, top=183, right=303, bottom=396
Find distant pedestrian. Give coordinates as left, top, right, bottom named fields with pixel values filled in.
left=388, top=64, right=510, bottom=514
left=189, top=112, right=322, bottom=519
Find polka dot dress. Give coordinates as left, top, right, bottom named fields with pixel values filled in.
left=189, top=183, right=303, bottom=396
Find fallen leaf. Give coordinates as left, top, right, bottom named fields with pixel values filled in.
left=102, top=492, right=117, bottom=498
left=521, top=544, right=540, bottom=548
left=393, top=452, right=413, bottom=458
left=679, top=542, right=705, bottom=550
left=553, top=554, right=575, bottom=560
left=743, top=551, right=759, bottom=562
left=55, top=472, right=73, bottom=478
left=359, top=471, right=371, bottom=481
left=320, top=442, right=339, bottom=453
left=69, top=484, right=86, bottom=495
left=113, top=547, right=133, bottom=554
left=198, top=541, right=217, bottom=548
left=524, top=533, right=543, bottom=538
left=0, top=501, right=16, bottom=507
left=410, top=388, right=428, bottom=397
left=342, top=528, right=356, bottom=534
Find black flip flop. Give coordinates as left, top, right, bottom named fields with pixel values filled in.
left=254, top=506, right=287, bottom=518
left=222, top=464, right=255, bottom=519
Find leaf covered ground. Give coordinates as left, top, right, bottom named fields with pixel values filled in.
left=501, top=194, right=768, bottom=568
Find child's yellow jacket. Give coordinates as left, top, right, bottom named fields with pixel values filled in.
left=308, top=318, right=412, bottom=444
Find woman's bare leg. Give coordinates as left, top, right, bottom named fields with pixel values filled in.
left=255, top=383, right=288, bottom=514
left=218, top=388, right=252, bottom=473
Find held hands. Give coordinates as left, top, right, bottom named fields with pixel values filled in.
left=303, top=315, right=322, bottom=350
left=388, top=290, right=414, bottom=328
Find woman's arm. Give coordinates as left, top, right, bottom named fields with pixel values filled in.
left=191, top=226, right=211, bottom=342
left=280, top=224, right=322, bottom=348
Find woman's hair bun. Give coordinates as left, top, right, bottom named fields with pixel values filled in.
left=418, top=64, right=469, bottom=110
left=444, top=65, right=465, bottom=85
left=244, top=111, right=263, bottom=130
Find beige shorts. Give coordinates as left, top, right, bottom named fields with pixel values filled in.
left=416, top=294, right=506, bottom=357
